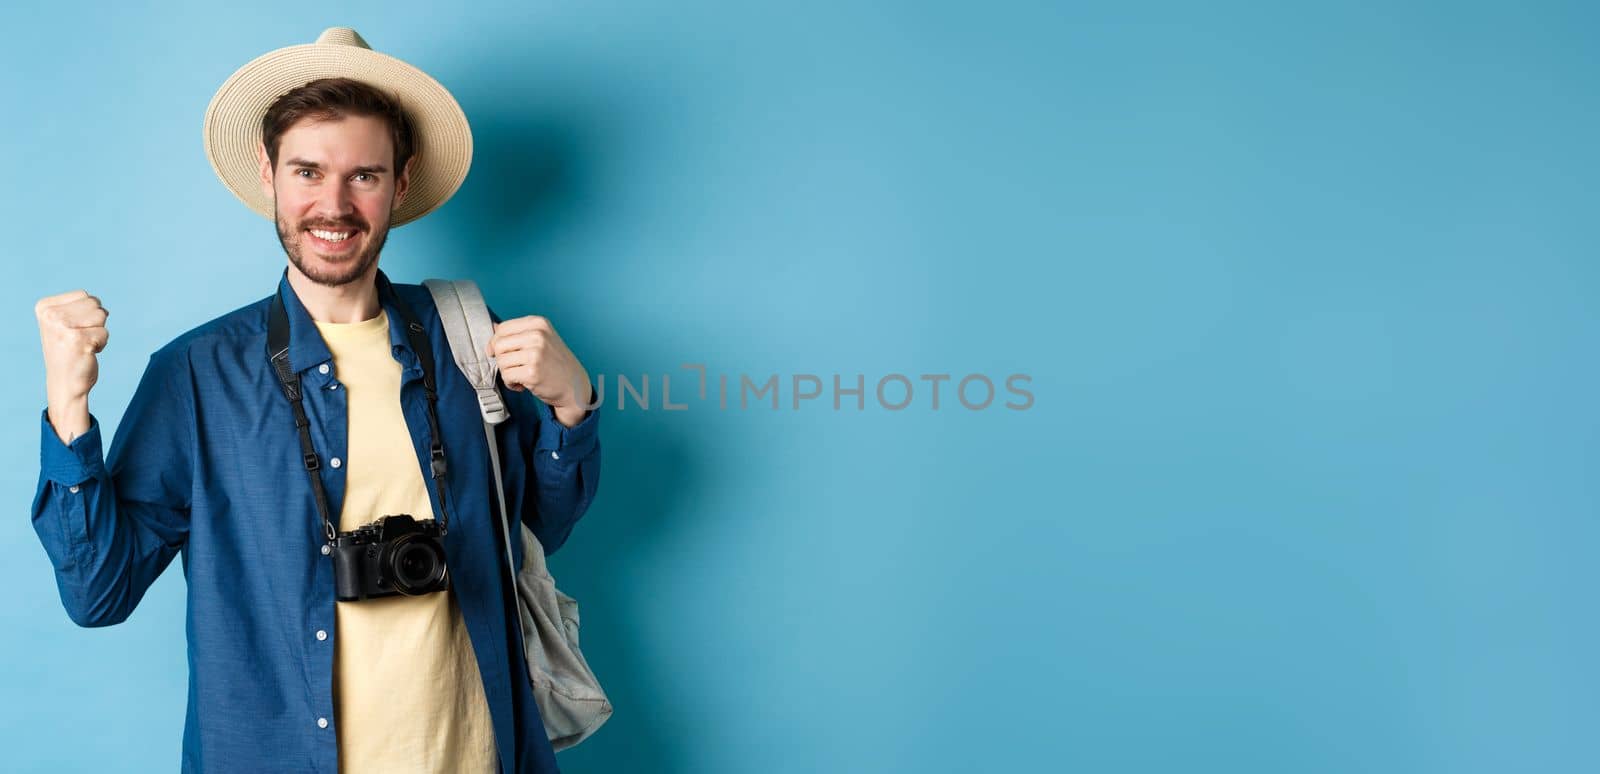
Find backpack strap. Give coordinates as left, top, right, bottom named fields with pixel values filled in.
left=423, top=278, right=510, bottom=426
left=423, top=278, right=528, bottom=648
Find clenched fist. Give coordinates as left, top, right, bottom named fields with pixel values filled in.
left=37, top=290, right=109, bottom=443
left=485, top=315, right=593, bottom=428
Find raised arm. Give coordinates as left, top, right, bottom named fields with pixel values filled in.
left=485, top=305, right=601, bottom=556
left=519, top=383, right=600, bottom=556
left=32, top=290, right=193, bottom=627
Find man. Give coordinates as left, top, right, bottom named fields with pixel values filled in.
left=30, top=28, right=600, bottom=774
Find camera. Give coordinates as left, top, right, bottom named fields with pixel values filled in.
left=331, top=514, right=450, bottom=602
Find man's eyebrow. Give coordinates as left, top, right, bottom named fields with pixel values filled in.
left=282, top=158, right=389, bottom=174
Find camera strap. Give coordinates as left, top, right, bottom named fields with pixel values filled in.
left=267, top=282, right=452, bottom=547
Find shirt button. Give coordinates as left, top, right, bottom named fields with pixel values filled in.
left=321, top=544, right=332, bottom=556
left=69, top=485, right=80, bottom=493
left=551, top=451, right=560, bottom=460
left=330, top=457, right=342, bottom=469
left=316, top=630, right=328, bottom=641
left=318, top=363, right=330, bottom=374
left=328, top=383, right=339, bottom=390
left=317, top=717, right=329, bottom=729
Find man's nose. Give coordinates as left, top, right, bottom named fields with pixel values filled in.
left=315, top=182, right=356, bottom=219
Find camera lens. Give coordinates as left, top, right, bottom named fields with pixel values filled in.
left=397, top=544, right=434, bottom=582
left=382, top=534, right=448, bottom=595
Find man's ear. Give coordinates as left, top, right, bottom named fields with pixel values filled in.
left=392, top=154, right=414, bottom=209
left=256, top=143, right=275, bottom=201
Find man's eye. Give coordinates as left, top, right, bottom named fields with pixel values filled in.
left=296, top=169, right=316, bottom=178
left=354, top=173, right=373, bottom=182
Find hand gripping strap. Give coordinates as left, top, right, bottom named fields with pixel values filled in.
left=422, top=278, right=510, bottom=426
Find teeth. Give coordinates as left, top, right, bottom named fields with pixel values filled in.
left=310, top=229, right=352, bottom=242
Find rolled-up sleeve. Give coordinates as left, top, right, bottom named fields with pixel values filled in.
left=39, top=409, right=108, bottom=486
left=521, top=383, right=600, bottom=556
left=31, top=346, right=194, bottom=627
left=485, top=305, right=602, bottom=556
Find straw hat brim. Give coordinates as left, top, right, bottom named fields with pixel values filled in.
left=203, top=39, right=472, bottom=228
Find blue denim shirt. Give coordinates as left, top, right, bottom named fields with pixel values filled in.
left=30, top=267, right=601, bottom=773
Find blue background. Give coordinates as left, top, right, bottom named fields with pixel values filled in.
left=3, top=1, right=1596, bottom=771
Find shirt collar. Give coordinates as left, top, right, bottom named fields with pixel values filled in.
left=274, top=267, right=423, bottom=378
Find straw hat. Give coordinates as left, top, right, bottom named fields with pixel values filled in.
left=203, top=27, right=473, bottom=227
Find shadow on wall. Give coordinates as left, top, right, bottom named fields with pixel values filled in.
left=439, top=111, right=593, bottom=273
left=441, top=76, right=703, bottom=773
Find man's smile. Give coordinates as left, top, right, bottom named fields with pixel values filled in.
left=305, top=227, right=361, bottom=253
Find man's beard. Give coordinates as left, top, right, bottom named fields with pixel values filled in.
left=274, top=204, right=389, bottom=288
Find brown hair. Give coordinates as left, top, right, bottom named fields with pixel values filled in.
left=260, top=77, right=417, bottom=176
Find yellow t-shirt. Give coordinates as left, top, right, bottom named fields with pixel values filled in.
left=314, top=309, right=498, bottom=774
